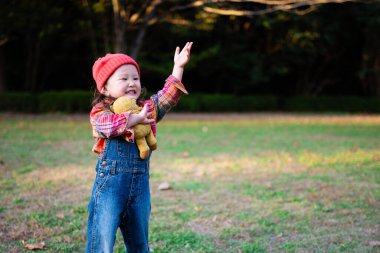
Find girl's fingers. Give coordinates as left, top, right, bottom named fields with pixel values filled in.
left=177, top=42, right=193, bottom=56
left=140, top=104, right=149, bottom=116
left=143, top=118, right=155, bottom=124
left=184, top=42, right=192, bottom=54
left=181, top=42, right=189, bottom=52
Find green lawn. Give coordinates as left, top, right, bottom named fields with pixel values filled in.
left=0, top=113, right=379, bottom=253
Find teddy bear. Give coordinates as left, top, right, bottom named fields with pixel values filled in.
left=112, top=96, right=157, bottom=159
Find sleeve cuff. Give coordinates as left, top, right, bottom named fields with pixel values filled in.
left=166, top=75, right=189, bottom=95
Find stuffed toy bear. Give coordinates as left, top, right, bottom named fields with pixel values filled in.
left=112, top=96, right=157, bottom=159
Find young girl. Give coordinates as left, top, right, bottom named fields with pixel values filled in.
left=87, top=42, right=193, bottom=253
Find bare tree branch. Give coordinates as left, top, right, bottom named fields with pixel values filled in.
left=169, top=0, right=205, bottom=12
left=171, top=0, right=371, bottom=16
left=202, top=0, right=366, bottom=5
left=130, top=0, right=162, bottom=58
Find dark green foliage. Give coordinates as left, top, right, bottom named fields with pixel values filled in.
left=283, top=96, right=380, bottom=113
left=38, top=91, right=92, bottom=113
left=200, top=94, right=237, bottom=112
left=0, top=91, right=92, bottom=113
left=1, top=1, right=380, bottom=97
left=238, top=95, right=278, bottom=111
left=172, top=93, right=278, bottom=112
left=0, top=91, right=379, bottom=113
left=174, top=94, right=203, bottom=112
left=0, top=92, right=38, bottom=112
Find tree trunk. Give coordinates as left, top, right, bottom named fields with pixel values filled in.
left=25, top=34, right=41, bottom=92
left=25, top=34, right=33, bottom=91
left=101, top=11, right=112, bottom=53
left=0, top=45, right=6, bottom=92
left=374, top=56, right=380, bottom=96
left=130, top=0, right=162, bottom=59
left=83, top=0, right=99, bottom=58
left=112, top=0, right=127, bottom=53
left=31, top=39, right=41, bottom=92
left=130, top=27, right=147, bottom=59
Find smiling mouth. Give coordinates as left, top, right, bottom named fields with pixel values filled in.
left=126, top=90, right=137, bottom=95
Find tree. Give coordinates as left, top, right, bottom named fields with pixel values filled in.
left=165, top=0, right=376, bottom=96
left=0, top=37, right=7, bottom=92
left=87, top=0, right=163, bottom=58
left=170, top=0, right=371, bottom=16
left=1, top=0, right=378, bottom=96
left=358, top=3, right=380, bottom=96
left=0, top=0, right=87, bottom=92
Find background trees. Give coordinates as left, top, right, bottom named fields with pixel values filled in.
left=1, top=0, right=379, bottom=97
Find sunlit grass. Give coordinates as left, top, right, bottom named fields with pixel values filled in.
left=0, top=113, right=379, bottom=252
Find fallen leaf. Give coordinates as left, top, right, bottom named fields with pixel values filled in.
left=369, top=240, right=380, bottom=247
left=24, top=242, right=45, bottom=250
left=64, top=235, right=71, bottom=243
left=181, top=151, right=189, bottom=158
left=265, top=182, right=272, bottom=189
left=368, top=198, right=376, bottom=205
left=56, top=213, right=65, bottom=219
left=158, top=182, right=172, bottom=191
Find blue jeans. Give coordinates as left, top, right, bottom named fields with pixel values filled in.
left=86, top=137, right=151, bottom=253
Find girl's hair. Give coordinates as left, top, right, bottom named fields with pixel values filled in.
left=91, top=89, right=106, bottom=107
left=91, top=86, right=147, bottom=108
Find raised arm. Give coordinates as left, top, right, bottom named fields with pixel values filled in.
left=150, top=42, right=193, bottom=122
left=171, top=42, right=193, bottom=81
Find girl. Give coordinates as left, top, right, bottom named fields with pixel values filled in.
left=87, top=42, right=193, bottom=253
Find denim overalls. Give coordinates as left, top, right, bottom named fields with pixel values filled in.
left=86, top=137, right=151, bottom=253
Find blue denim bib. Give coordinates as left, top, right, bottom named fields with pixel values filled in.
left=87, top=137, right=151, bottom=253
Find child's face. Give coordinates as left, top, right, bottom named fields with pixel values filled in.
left=102, top=64, right=141, bottom=99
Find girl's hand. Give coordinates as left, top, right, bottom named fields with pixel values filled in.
left=138, top=104, right=154, bottom=124
left=126, top=104, right=154, bottom=128
left=138, top=104, right=155, bottom=124
left=174, top=42, right=193, bottom=68
left=172, top=42, right=193, bottom=81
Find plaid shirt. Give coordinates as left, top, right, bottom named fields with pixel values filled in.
left=90, top=75, right=188, bottom=154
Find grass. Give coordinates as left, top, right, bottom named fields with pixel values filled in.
left=0, top=113, right=379, bottom=252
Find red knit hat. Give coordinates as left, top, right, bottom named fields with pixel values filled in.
left=92, top=53, right=140, bottom=92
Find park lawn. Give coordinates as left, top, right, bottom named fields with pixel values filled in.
left=0, top=113, right=379, bottom=253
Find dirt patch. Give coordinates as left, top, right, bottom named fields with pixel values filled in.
left=187, top=220, right=217, bottom=236
left=0, top=165, right=94, bottom=244
left=152, top=153, right=309, bottom=183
